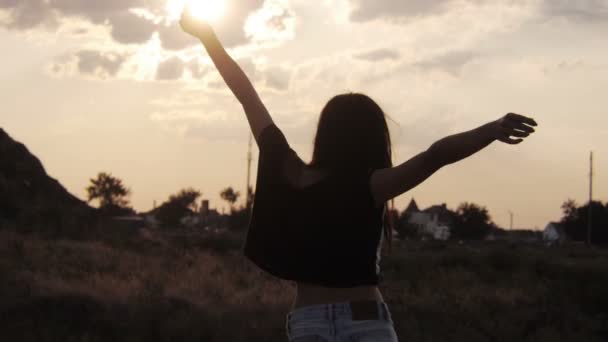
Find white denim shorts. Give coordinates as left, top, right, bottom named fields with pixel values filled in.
left=286, top=301, right=398, bottom=342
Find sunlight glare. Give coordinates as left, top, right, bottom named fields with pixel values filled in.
left=166, top=0, right=226, bottom=23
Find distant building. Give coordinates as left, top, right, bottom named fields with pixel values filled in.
left=200, top=200, right=210, bottom=216
left=404, top=198, right=420, bottom=214
left=199, top=199, right=223, bottom=229
left=406, top=199, right=453, bottom=240
left=543, top=222, right=567, bottom=245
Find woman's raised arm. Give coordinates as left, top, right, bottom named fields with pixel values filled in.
left=370, top=113, right=538, bottom=206
left=180, top=10, right=273, bottom=142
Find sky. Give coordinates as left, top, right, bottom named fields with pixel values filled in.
left=1, top=0, right=607, bottom=230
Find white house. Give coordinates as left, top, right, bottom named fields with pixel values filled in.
left=406, top=199, right=453, bottom=241
left=543, top=222, right=566, bottom=245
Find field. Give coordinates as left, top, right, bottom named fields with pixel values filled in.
left=1, top=228, right=607, bottom=342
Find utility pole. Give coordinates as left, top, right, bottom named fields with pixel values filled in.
left=587, top=151, right=593, bottom=246
left=508, top=211, right=513, bottom=231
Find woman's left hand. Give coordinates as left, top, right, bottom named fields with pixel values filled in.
left=491, top=112, right=538, bottom=145
left=180, top=8, right=213, bottom=40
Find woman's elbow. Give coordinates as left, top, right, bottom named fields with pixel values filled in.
left=425, top=144, right=448, bottom=169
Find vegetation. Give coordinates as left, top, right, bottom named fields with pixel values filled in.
left=86, top=172, right=131, bottom=208
left=0, top=229, right=606, bottom=341
left=155, top=188, right=202, bottom=227
left=395, top=202, right=494, bottom=241
left=220, top=187, right=240, bottom=213
left=86, top=172, right=133, bottom=216
left=451, top=202, right=493, bottom=240
left=561, top=199, right=608, bottom=245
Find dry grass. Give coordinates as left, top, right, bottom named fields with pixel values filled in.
left=1, top=229, right=607, bottom=341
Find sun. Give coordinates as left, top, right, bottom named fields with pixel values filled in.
left=166, top=0, right=226, bottom=23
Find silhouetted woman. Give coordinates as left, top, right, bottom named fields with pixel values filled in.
left=181, top=10, right=537, bottom=342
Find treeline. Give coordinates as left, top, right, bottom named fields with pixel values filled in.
left=392, top=199, right=608, bottom=244
left=561, top=199, right=608, bottom=245
left=392, top=202, right=500, bottom=240
left=87, top=172, right=608, bottom=244
left=86, top=172, right=253, bottom=230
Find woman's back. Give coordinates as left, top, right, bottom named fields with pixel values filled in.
left=244, top=123, right=387, bottom=288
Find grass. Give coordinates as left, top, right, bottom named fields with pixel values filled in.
left=0, top=229, right=607, bottom=341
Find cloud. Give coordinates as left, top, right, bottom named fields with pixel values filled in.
left=2, top=0, right=298, bottom=84
left=244, top=1, right=296, bottom=45
left=237, top=58, right=263, bottom=81
left=414, top=50, right=477, bottom=76
left=540, top=0, right=608, bottom=22
left=0, top=0, right=56, bottom=29
left=47, top=49, right=130, bottom=79
left=108, top=11, right=158, bottom=45
left=354, top=48, right=400, bottom=62
left=186, top=59, right=209, bottom=79
left=348, top=0, right=453, bottom=22
left=156, top=56, right=185, bottom=81
left=348, top=0, right=608, bottom=24
left=265, top=65, right=291, bottom=91
left=76, top=50, right=128, bottom=78
left=0, top=0, right=275, bottom=50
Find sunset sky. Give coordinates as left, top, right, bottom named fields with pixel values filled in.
left=1, top=0, right=607, bottom=230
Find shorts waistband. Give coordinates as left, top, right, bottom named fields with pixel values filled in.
left=287, top=301, right=392, bottom=322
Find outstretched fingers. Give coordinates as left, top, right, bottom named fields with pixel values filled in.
left=507, top=112, right=538, bottom=127
left=498, top=134, right=524, bottom=145
left=503, top=128, right=530, bottom=138
left=496, top=112, right=538, bottom=145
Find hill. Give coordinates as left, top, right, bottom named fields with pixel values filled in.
left=0, top=128, right=93, bottom=233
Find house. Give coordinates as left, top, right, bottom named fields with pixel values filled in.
left=406, top=199, right=454, bottom=240
left=543, top=222, right=567, bottom=245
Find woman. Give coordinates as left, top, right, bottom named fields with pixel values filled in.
left=180, top=10, right=537, bottom=342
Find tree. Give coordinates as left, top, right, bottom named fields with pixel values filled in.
left=220, top=187, right=240, bottom=213
left=155, top=188, right=201, bottom=227
left=451, top=202, right=493, bottom=240
left=86, top=172, right=130, bottom=209
left=561, top=199, right=608, bottom=244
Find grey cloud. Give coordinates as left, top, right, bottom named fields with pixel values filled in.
left=354, top=48, right=400, bottom=62
left=0, top=0, right=19, bottom=6
left=0, top=0, right=55, bottom=29
left=157, top=24, right=200, bottom=51
left=265, top=66, right=291, bottom=91
left=76, top=50, right=127, bottom=77
left=348, top=0, right=608, bottom=24
left=187, top=59, right=209, bottom=79
left=415, top=51, right=477, bottom=76
left=109, top=12, right=157, bottom=44
left=238, top=58, right=263, bottom=81
left=349, top=0, right=453, bottom=22
left=156, top=57, right=185, bottom=81
left=541, top=0, right=608, bottom=21
left=0, top=0, right=266, bottom=50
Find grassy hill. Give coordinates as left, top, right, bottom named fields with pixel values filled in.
left=1, top=228, right=607, bottom=341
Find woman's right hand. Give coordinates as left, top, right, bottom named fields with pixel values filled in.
left=491, top=113, right=538, bottom=144
left=180, top=8, right=214, bottom=40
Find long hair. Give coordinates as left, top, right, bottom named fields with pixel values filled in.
left=310, top=93, right=394, bottom=252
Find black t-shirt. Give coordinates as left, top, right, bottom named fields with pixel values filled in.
left=243, top=123, right=386, bottom=288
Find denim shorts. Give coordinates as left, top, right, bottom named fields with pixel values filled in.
left=286, top=301, right=398, bottom=342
